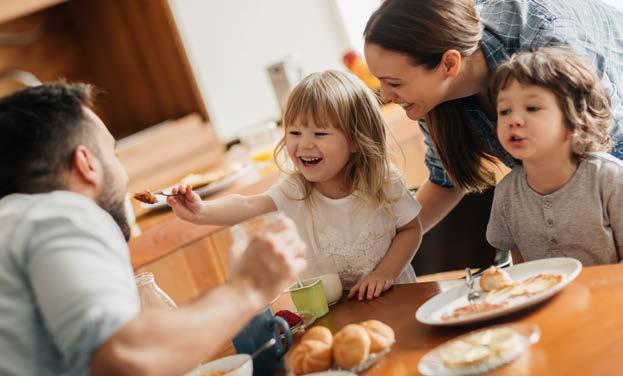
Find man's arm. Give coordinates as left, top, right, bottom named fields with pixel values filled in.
left=415, top=180, right=464, bottom=233
left=92, top=220, right=306, bottom=376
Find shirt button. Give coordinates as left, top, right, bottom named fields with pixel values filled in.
left=546, top=219, right=554, bottom=227
left=544, top=201, right=552, bottom=209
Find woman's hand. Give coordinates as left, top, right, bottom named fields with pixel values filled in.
left=348, top=272, right=394, bottom=301
left=167, top=184, right=205, bottom=223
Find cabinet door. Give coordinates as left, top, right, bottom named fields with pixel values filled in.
left=135, top=229, right=232, bottom=304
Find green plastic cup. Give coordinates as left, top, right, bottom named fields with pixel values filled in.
left=288, top=278, right=329, bottom=318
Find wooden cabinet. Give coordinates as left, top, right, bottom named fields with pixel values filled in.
left=0, top=0, right=208, bottom=139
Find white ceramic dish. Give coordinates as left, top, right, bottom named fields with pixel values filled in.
left=416, top=258, right=582, bottom=326
left=184, top=354, right=252, bottom=376
left=140, top=164, right=255, bottom=210
left=418, top=323, right=540, bottom=375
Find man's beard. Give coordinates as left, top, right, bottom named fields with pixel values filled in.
left=96, top=166, right=131, bottom=241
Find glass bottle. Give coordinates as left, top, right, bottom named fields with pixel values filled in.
left=135, top=272, right=177, bottom=310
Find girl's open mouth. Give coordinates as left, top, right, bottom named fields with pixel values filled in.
left=299, top=157, right=323, bottom=166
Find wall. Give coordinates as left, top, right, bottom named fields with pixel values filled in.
left=168, top=0, right=351, bottom=142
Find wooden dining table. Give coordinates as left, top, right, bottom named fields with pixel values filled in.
left=282, top=263, right=623, bottom=375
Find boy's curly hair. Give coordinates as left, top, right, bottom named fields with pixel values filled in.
left=490, top=47, right=613, bottom=161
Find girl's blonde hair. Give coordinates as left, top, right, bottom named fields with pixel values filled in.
left=274, top=70, right=395, bottom=207
left=490, top=47, right=613, bottom=161
left=364, top=0, right=498, bottom=192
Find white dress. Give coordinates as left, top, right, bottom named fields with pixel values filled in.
left=266, top=173, right=421, bottom=288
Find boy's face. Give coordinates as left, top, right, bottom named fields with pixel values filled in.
left=496, top=80, right=572, bottom=162
left=285, top=114, right=355, bottom=195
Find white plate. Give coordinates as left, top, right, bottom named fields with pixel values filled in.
left=140, top=164, right=256, bottom=210
left=418, top=323, right=540, bottom=375
left=184, top=354, right=252, bottom=376
left=415, top=258, right=582, bottom=326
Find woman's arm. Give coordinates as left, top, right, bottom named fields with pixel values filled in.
left=415, top=180, right=464, bottom=233
left=348, top=216, right=423, bottom=300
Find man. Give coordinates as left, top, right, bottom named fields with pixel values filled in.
left=0, top=83, right=306, bottom=375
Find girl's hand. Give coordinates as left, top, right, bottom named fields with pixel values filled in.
left=167, top=184, right=205, bottom=223
left=347, top=273, right=394, bottom=301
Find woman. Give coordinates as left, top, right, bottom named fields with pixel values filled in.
left=363, top=0, right=623, bottom=233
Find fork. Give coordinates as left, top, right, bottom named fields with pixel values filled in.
left=465, top=267, right=483, bottom=305
left=152, top=190, right=183, bottom=197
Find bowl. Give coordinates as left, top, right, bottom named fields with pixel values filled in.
left=184, top=354, right=252, bottom=376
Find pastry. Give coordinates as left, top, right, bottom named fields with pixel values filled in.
left=479, top=266, right=515, bottom=292
left=332, top=324, right=371, bottom=369
left=301, top=326, right=333, bottom=347
left=509, top=273, right=562, bottom=297
left=442, top=301, right=507, bottom=321
left=289, top=339, right=332, bottom=375
left=439, top=339, right=490, bottom=368
left=360, top=320, right=395, bottom=352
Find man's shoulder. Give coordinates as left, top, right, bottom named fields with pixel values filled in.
left=1, top=191, right=122, bottom=252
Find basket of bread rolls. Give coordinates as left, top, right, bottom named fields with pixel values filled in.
left=288, top=320, right=395, bottom=374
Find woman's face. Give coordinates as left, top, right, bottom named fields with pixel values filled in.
left=364, top=43, right=449, bottom=121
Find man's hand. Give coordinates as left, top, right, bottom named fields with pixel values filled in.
left=167, top=185, right=205, bottom=223
left=348, top=272, right=394, bottom=301
left=230, top=215, right=307, bottom=306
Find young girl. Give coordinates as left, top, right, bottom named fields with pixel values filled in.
left=168, top=70, right=422, bottom=300
left=487, top=48, right=623, bottom=265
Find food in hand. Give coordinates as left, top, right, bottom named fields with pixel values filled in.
left=360, top=319, right=395, bottom=352
left=275, top=310, right=302, bottom=328
left=479, top=266, right=515, bottom=292
left=290, top=339, right=332, bottom=375
left=332, top=324, right=371, bottom=369
left=508, top=273, right=563, bottom=297
left=301, top=326, right=332, bottom=347
left=133, top=190, right=158, bottom=204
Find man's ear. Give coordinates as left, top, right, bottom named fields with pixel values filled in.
left=440, top=49, right=462, bottom=78
left=72, top=145, right=101, bottom=187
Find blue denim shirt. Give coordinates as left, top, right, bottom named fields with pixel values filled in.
left=422, top=0, right=623, bottom=187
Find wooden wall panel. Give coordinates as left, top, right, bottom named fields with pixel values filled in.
left=66, top=0, right=207, bottom=138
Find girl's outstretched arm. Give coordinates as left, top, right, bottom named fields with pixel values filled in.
left=168, top=184, right=277, bottom=226
left=348, top=216, right=423, bottom=300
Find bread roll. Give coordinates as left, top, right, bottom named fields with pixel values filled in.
left=479, top=266, right=515, bottom=292
left=301, top=326, right=333, bottom=347
left=360, top=320, right=395, bottom=352
left=289, top=340, right=332, bottom=375
left=332, top=324, right=371, bottom=369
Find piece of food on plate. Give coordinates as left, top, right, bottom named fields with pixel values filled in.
left=133, top=190, right=158, bottom=204
left=360, top=320, right=395, bottom=352
left=180, top=163, right=243, bottom=189
left=275, top=310, right=302, bottom=329
left=289, top=339, right=332, bottom=375
left=479, top=266, right=516, bottom=292
left=332, top=324, right=371, bottom=369
left=301, top=326, right=332, bottom=347
left=442, top=301, right=508, bottom=321
left=439, top=339, right=490, bottom=369
left=466, top=327, right=524, bottom=357
left=509, top=273, right=563, bottom=297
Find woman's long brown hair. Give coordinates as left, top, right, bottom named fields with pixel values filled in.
left=365, top=0, right=496, bottom=191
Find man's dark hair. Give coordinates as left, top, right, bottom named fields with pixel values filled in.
left=0, top=82, right=95, bottom=198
